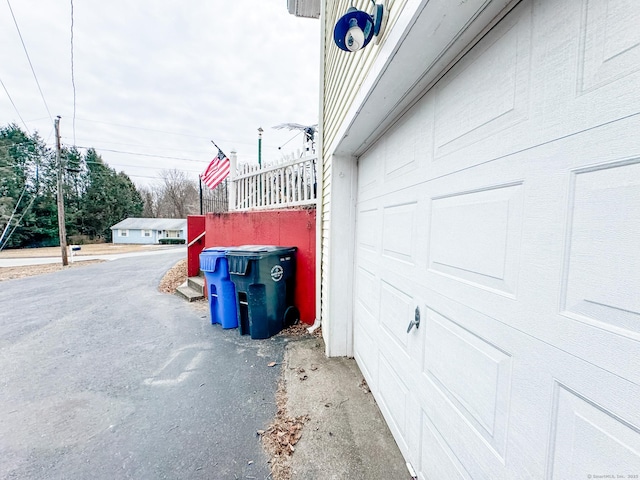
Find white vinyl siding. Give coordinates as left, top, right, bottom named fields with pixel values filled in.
left=320, top=0, right=407, bottom=332
left=322, top=0, right=406, bottom=154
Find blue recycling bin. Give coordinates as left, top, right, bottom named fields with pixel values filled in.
left=199, top=247, right=238, bottom=329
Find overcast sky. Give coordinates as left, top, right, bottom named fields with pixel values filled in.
left=0, top=0, right=320, bottom=186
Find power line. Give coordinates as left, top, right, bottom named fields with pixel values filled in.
left=6, top=0, right=54, bottom=123
left=59, top=135, right=213, bottom=154
left=70, top=144, right=209, bottom=164
left=71, top=117, right=284, bottom=149
left=0, top=76, right=31, bottom=135
left=83, top=159, right=202, bottom=174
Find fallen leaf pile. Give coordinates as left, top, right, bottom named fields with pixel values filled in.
left=158, top=259, right=187, bottom=293
left=278, top=323, right=323, bottom=338
left=259, top=377, right=309, bottom=480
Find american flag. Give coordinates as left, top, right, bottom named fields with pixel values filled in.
left=200, top=148, right=230, bottom=190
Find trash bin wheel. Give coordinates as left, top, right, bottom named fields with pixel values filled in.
left=283, top=306, right=300, bottom=327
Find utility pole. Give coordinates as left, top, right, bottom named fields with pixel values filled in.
left=55, top=116, right=68, bottom=266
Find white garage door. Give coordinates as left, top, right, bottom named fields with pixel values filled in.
left=353, top=1, right=640, bottom=478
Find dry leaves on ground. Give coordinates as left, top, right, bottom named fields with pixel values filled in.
left=158, top=259, right=187, bottom=293
left=259, top=377, right=309, bottom=480
left=278, top=323, right=322, bottom=339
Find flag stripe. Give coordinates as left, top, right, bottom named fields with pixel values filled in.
left=200, top=150, right=230, bottom=190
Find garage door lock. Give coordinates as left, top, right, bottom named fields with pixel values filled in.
left=407, top=306, right=421, bottom=333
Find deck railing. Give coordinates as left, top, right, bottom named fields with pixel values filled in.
left=230, top=152, right=317, bottom=211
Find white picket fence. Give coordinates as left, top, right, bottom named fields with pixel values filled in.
left=230, top=152, right=317, bottom=211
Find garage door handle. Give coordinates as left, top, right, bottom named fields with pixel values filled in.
left=407, top=306, right=420, bottom=333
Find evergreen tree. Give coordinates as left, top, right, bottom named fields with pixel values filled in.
left=0, top=125, right=57, bottom=248
left=0, top=124, right=143, bottom=248
left=80, top=149, right=143, bottom=241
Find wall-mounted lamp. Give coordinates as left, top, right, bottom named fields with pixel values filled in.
left=333, top=1, right=386, bottom=52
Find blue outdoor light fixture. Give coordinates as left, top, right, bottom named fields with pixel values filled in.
left=333, top=1, right=386, bottom=52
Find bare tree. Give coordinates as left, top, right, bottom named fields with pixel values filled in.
left=138, top=185, right=159, bottom=218
left=157, top=169, right=199, bottom=218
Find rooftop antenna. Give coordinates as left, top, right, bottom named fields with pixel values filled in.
left=272, top=123, right=317, bottom=155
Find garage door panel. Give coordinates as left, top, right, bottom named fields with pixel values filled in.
left=541, top=347, right=640, bottom=478
left=532, top=0, right=640, bottom=158
left=419, top=413, right=473, bottom=480
left=547, top=382, right=640, bottom=480
left=431, top=0, right=532, bottom=173
left=428, top=0, right=640, bottom=183
left=354, top=318, right=379, bottom=391
left=422, top=307, right=513, bottom=462
left=377, top=353, right=411, bottom=453
left=420, top=375, right=517, bottom=479
left=382, top=97, right=433, bottom=194
left=578, top=0, right=640, bottom=94
left=412, top=289, right=640, bottom=480
left=380, top=280, right=414, bottom=351
left=414, top=294, right=562, bottom=479
left=356, top=206, right=380, bottom=254
left=561, top=159, right=640, bottom=340
left=384, top=98, right=431, bottom=179
left=357, top=143, right=384, bottom=202
left=429, top=181, right=524, bottom=297
left=355, top=264, right=379, bottom=319
left=383, top=202, right=419, bottom=265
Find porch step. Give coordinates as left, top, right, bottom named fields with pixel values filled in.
left=175, top=275, right=205, bottom=302
left=187, top=275, right=205, bottom=293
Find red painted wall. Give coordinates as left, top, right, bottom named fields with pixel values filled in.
left=187, top=215, right=206, bottom=277
left=202, top=209, right=316, bottom=325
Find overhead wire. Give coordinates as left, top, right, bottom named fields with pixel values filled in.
left=72, top=117, right=284, bottom=149
left=0, top=184, right=28, bottom=246
left=6, top=0, right=54, bottom=123
left=71, top=144, right=209, bottom=164
left=0, top=193, right=37, bottom=251
left=0, top=76, right=32, bottom=135
left=59, top=135, right=213, bottom=154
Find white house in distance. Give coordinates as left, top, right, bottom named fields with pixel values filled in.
left=110, top=218, right=187, bottom=245
left=304, top=0, right=640, bottom=478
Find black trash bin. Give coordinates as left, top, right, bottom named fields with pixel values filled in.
left=226, top=245, right=299, bottom=339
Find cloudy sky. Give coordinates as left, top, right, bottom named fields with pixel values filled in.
left=0, top=0, right=320, bottom=186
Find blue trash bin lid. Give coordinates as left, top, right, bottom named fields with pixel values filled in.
left=200, top=247, right=232, bottom=272
left=202, top=246, right=231, bottom=253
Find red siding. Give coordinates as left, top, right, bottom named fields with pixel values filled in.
left=187, top=215, right=206, bottom=277
left=201, top=209, right=316, bottom=325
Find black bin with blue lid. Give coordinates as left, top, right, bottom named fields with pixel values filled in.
left=226, top=245, right=299, bottom=339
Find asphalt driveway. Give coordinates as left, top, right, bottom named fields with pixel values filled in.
left=0, top=251, right=285, bottom=479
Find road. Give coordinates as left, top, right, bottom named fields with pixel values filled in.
left=0, top=246, right=187, bottom=267
left=0, top=251, right=285, bottom=479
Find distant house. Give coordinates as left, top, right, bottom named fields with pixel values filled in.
left=110, top=218, right=187, bottom=245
